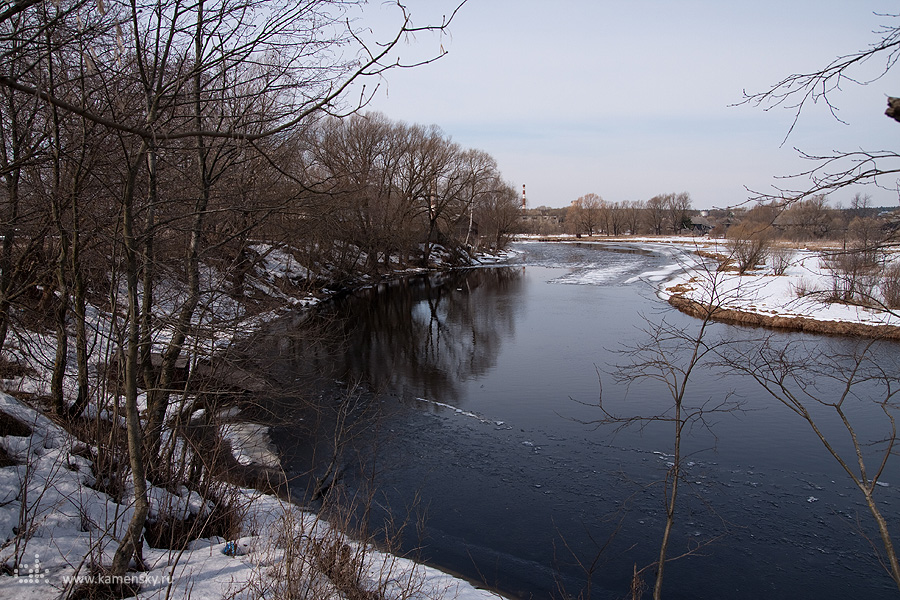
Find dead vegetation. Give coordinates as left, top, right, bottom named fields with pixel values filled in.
left=667, top=294, right=900, bottom=339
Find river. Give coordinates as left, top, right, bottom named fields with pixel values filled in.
left=269, top=241, right=900, bottom=599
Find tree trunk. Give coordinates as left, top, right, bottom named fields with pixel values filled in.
left=111, top=147, right=150, bottom=576
left=47, top=45, right=68, bottom=416
left=653, top=413, right=682, bottom=600
left=144, top=1, right=210, bottom=465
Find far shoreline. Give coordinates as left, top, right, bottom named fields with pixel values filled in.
left=514, top=234, right=900, bottom=340
left=667, top=294, right=900, bottom=340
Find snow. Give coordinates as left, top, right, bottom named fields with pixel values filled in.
left=650, top=240, right=900, bottom=328
left=0, top=240, right=514, bottom=599
left=0, top=391, right=505, bottom=599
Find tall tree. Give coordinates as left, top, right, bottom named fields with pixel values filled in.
left=0, top=0, right=468, bottom=576
left=569, top=192, right=603, bottom=236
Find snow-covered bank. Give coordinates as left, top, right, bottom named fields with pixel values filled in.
left=0, top=391, right=504, bottom=600
left=613, top=236, right=900, bottom=337
left=0, top=241, right=518, bottom=599
left=518, top=234, right=900, bottom=337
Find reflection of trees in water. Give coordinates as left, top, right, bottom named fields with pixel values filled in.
left=327, top=267, right=524, bottom=405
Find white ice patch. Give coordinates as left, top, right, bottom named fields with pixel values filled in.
left=414, top=397, right=499, bottom=425
left=624, top=261, right=684, bottom=284
left=550, top=262, right=636, bottom=285
left=220, top=422, right=281, bottom=468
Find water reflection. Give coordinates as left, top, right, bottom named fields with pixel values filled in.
left=318, top=267, right=524, bottom=405
left=268, top=242, right=900, bottom=600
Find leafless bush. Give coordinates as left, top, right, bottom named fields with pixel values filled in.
left=791, top=278, right=820, bottom=299
left=237, top=510, right=381, bottom=600
left=309, top=534, right=381, bottom=600
left=144, top=490, right=244, bottom=550
left=821, top=249, right=880, bottom=305
left=68, top=568, right=141, bottom=599
left=232, top=481, right=433, bottom=600
left=769, top=245, right=795, bottom=276
left=727, top=222, right=773, bottom=274
left=881, top=262, right=900, bottom=309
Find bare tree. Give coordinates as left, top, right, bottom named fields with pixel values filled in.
left=743, top=11, right=900, bottom=203
left=721, top=337, right=900, bottom=591
left=645, top=195, right=667, bottom=235
left=473, top=179, right=519, bottom=250
left=606, top=200, right=627, bottom=236
left=779, top=194, right=838, bottom=240
left=591, top=257, right=742, bottom=599
left=849, top=191, right=873, bottom=218
left=305, top=113, right=505, bottom=271
left=665, top=192, right=692, bottom=235
left=726, top=221, right=773, bottom=274
left=569, top=193, right=603, bottom=236
left=624, top=199, right=644, bottom=235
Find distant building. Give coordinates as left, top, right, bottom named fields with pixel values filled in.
left=518, top=208, right=562, bottom=234
left=690, top=216, right=713, bottom=235
left=519, top=214, right=560, bottom=226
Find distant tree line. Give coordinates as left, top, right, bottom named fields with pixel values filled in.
left=522, top=192, right=694, bottom=236
left=522, top=190, right=898, bottom=241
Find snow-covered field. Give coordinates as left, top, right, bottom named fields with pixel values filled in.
left=641, top=237, right=900, bottom=329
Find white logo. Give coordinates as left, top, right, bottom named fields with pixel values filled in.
left=14, top=553, right=48, bottom=584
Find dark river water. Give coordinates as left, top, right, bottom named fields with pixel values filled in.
left=270, top=241, right=900, bottom=599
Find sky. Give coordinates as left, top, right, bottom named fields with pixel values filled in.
left=350, top=0, right=900, bottom=210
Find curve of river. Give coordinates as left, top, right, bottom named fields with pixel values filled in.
left=268, top=241, right=900, bottom=600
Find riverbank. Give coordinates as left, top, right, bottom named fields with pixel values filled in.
left=0, top=243, right=514, bottom=599
left=656, top=238, right=900, bottom=339
left=519, top=234, right=900, bottom=339
left=7, top=233, right=896, bottom=598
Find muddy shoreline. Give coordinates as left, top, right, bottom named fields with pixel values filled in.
left=667, top=293, right=900, bottom=340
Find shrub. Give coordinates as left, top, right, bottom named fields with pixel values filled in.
left=821, top=249, right=880, bottom=305
left=881, top=262, right=900, bottom=310
left=769, top=246, right=795, bottom=276
left=727, top=222, right=773, bottom=274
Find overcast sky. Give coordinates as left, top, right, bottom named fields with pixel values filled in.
left=355, top=1, right=898, bottom=210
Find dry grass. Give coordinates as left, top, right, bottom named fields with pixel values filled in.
left=668, top=294, right=900, bottom=339
left=882, top=263, right=900, bottom=310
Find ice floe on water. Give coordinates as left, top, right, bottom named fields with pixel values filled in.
left=414, top=396, right=500, bottom=426
left=623, top=260, right=685, bottom=284
left=219, top=422, right=281, bottom=468
left=549, top=260, right=640, bottom=285
left=519, top=240, right=701, bottom=288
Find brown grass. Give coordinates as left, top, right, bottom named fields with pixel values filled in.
left=667, top=295, right=900, bottom=340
